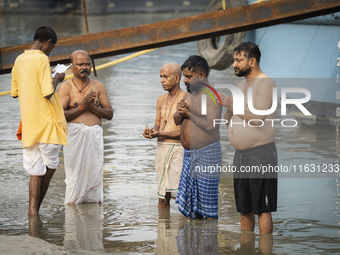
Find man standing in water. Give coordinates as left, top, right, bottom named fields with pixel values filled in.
left=11, top=26, right=68, bottom=216
left=142, top=63, right=185, bottom=207
left=58, top=50, right=113, bottom=204
left=174, top=55, right=222, bottom=219
left=218, top=42, right=278, bottom=234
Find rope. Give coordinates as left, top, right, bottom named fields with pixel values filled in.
left=0, top=48, right=159, bottom=96
left=0, top=91, right=10, bottom=96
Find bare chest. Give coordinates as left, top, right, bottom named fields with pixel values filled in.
left=69, top=86, right=100, bottom=108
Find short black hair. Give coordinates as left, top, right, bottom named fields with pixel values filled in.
left=33, top=26, right=57, bottom=45
left=234, top=42, right=261, bottom=63
left=181, top=55, right=209, bottom=77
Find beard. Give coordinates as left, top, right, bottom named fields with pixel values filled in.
left=188, top=83, right=201, bottom=94
left=185, top=83, right=190, bottom=93
left=234, top=66, right=251, bottom=77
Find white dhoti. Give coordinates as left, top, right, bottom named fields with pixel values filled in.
left=23, top=143, right=61, bottom=176
left=64, top=123, right=103, bottom=205
left=155, top=142, right=184, bottom=199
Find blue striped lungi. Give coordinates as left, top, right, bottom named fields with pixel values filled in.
left=175, top=142, right=222, bottom=219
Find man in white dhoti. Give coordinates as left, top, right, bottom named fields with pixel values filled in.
left=142, top=63, right=185, bottom=207
left=58, top=50, right=113, bottom=204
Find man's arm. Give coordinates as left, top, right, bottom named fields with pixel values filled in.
left=89, top=83, right=113, bottom=120
left=174, top=94, right=189, bottom=126
left=146, top=95, right=181, bottom=140
left=149, top=95, right=178, bottom=139
left=11, top=65, right=18, bottom=98
left=219, top=81, right=276, bottom=126
left=187, top=94, right=222, bottom=133
left=224, top=110, right=233, bottom=127
left=150, top=129, right=180, bottom=139
left=45, top=73, right=65, bottom=100
left=143, top=96, right=162, bottom=139
left=174, top=111, right=184, bottom=126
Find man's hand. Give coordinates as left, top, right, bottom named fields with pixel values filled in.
left=82, top=90, right=96, bottom=110
left=149, top=130, right=160, bottom=138
left=176, top=98, right=191, bottom=118
left=177, top=99, right=186, bottom=110
left=177, top=106, right=190, bottom=119
left=218, top=92, right=233, bottom=111
left=53, top=72, right=65, bottom=84
left=46, top=72, right=66, bottom=99
left=142, top=127, right=154, bottom=139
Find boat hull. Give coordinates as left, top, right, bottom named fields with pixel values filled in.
left=244, top=2, right=340, bottom=127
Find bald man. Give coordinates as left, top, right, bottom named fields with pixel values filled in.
left=142, top=63, right=185, bottom=207
left=58, top=50, right=113, bottom=204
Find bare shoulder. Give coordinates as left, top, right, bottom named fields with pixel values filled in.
left=58, top=79, right=72, bottom=93
left=157, top=93, right=167, bottom=104
left=179, top=89, right=186, bottom=98
left=91, top=79, right=110, bottom=97
left=237, top=79, right=247, bottom=89
left=91, top=79, right=105, bottom=89
left=259, top=74, right=276, bottom=89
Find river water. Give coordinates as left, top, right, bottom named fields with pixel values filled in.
left=0, top=13, right=340, bottom=254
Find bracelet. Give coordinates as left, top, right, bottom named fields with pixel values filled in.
left=79, top=104, right=84, bottom=112
left=177, top=111, right=183, bottom=117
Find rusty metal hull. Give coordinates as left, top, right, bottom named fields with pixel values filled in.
left=1, top=0, right=340, bottom=74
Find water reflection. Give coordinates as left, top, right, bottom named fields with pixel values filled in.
left=28, top=216, right=44, bottom=239
left=236, top=232, right=273, bottom=255
left=176, top=220, right=219, bottom=255
left=155, top=207, right=179, bottom=254
left=64, top=204, right=104, bottom=250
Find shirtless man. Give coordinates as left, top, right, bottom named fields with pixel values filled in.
left=218, top=42, right=278, bottom=234
left=58, top=50, right=113, bottom=204
left=174, top=55, right=222, bottom=219
left=142, top=63, right=185, bottom=207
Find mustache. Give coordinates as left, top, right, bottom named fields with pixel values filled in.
left=80, top=70, right=89, bottom=73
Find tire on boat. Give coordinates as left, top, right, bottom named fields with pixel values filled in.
left=197, top=0, right=248, bottom=70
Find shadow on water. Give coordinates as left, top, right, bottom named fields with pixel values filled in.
left=0, top=13, right=340, bottom=255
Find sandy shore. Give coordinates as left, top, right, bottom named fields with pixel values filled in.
left=0, top=235, right=117, bottom=255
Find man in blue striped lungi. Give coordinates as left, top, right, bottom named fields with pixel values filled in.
left=174, top=55, right=222, bottom=219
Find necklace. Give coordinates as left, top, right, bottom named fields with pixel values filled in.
left=161, top=90, right=182, bottom=131
left=72, top=78, right=90, bottom=94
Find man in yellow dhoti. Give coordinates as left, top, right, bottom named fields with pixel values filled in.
left=142, top=63, right=185, bottom=207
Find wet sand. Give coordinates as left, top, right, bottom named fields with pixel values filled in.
left=0, top=235, right=113, bottom=255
